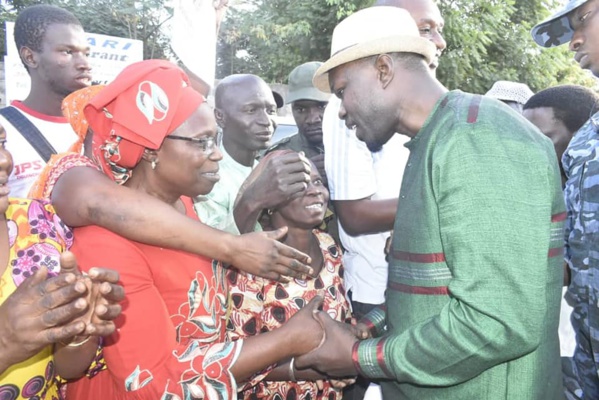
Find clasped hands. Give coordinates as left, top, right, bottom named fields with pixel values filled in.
left=291, top=295, right=373, bottom=383
left=0, top=251, right=124, bottom=367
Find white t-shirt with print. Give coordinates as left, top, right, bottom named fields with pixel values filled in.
left=323, top=96, right=409, bottom=305
left=2, top=101, right=77, bottom=198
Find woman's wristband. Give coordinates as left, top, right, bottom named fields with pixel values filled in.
left=289, top=357, right=297, bottom=382
left=60, top=336, right=92, bottom=347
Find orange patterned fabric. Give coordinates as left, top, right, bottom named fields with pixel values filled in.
left=62, top=85, right=106, bottom=147
left=66, top=198, right=242, bottom=400
left=27, top=86, right=105, bottom=200
left=28, top=153, right=98, bottom=201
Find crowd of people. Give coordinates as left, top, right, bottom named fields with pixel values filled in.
left=1, top=0, right=599, bottom=399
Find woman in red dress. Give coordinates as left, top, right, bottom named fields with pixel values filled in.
left=66, top=60, right=324, bottom=400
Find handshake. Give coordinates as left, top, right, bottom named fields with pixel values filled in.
left=283, top=295, right=375, bottom=381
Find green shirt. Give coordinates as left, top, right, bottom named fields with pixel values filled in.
left=356, top=91, right=565, bottom=399
left=194, top=145, right=253, bottom=234
left=266, top=132, right=323, bottom=159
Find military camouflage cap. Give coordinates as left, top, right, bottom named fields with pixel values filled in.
left=532, top=0, right=589, bottom=47
left=286, top=62, right=330, bottom=104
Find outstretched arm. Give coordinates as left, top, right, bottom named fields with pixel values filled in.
left=299, top=123, right=566, bottom=386
left=70, top=229, right=324, bottom=398
left=51, top=165, right=312, bottom=280
left=334, top=198, right=397, bottom=235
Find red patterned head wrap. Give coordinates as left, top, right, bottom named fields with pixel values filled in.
left=85, top=59, right=205, bottom=182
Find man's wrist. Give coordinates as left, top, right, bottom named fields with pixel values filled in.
left=351, top=340, right=363, bottom=376
left=238, top=185, right=263, bottom=212
left=351, top=337, right=393, bottom=379
left=233, top=189, right=264, bottom=234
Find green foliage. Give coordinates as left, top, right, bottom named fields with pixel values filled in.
left=218, top=0, right=595, bottom=92
left=436, top=0, right=596, bottom=92
left=0, top=0, right=593, bottom=92
left=217, top=0, right=372, bottom=82
left=0, top=0, right=172, bottom=60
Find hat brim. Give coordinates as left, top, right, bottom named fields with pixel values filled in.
left=286, top=87, right=331, bottom=104
left=313, top=35, right=436, bottom=93
left=531, top=0, right=588, bottom=47
left=272, top=91, right=284, bottom=108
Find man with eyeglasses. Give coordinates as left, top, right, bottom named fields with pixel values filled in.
left=533, top=1, right=599, bottom=398
left=195, top=74, right=313, bottom=236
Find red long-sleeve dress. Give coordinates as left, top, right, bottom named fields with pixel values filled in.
left=66, top=198, right=243, bottom=400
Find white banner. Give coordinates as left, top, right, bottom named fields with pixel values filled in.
left=4, top=21, right=144, bottom=103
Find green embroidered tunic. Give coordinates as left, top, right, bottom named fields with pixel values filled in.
left=355, top=91, right=565, bottom=399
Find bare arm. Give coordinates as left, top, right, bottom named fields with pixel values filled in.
left=230, top=296, right=324, bottom=381
left=263, top=361, right=324, bottom=381
left=51, top=166, right=312, bottom=280
left=181, top=64, right=211, bottom=98
left=234, top=190, right=265, bottom=234
left=334, top=197, right=398, bottom=236
left=234, top=152, right=311, bottom=234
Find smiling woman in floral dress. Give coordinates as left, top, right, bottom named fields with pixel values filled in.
left=228, top=153, right=353, bottom=400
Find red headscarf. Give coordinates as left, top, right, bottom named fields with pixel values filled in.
left=85, top=59, right=205, bottom=182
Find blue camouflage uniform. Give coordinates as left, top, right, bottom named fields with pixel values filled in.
left=562, top=112, right=599, bottom=400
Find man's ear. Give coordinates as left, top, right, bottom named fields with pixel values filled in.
left=375, top=54, right=395, bottom=89
left=214, top=108, right=226, bottom=129
left=20, top=46, right=38, bottom=71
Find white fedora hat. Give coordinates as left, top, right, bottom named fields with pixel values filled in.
left=313, top=7, right=436, bottom=93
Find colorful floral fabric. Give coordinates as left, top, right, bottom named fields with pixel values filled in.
left=0, top=199, right=73, bottom=400
left=227, top=230, right=351, bottom=400
left=67, top=197, right=243, bottom=400
left=28, top=153, right=98, bottom=201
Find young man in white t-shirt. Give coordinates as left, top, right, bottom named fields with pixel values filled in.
left=3, top=4, right=92, bottom=198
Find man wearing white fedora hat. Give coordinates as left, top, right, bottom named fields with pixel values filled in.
left=533, top=0, right=599, bottom=398
left=295, top=6, right=565, bottom=399
left=320, top=1, right=446, bottom=399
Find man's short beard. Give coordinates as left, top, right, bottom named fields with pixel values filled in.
left=366, top=140, right=384, bottom=153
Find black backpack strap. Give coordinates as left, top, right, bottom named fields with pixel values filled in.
left=0, top=106, right=57, bottom=162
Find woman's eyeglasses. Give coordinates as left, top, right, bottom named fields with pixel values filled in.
left=166, top=133, right=221, bottom=154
